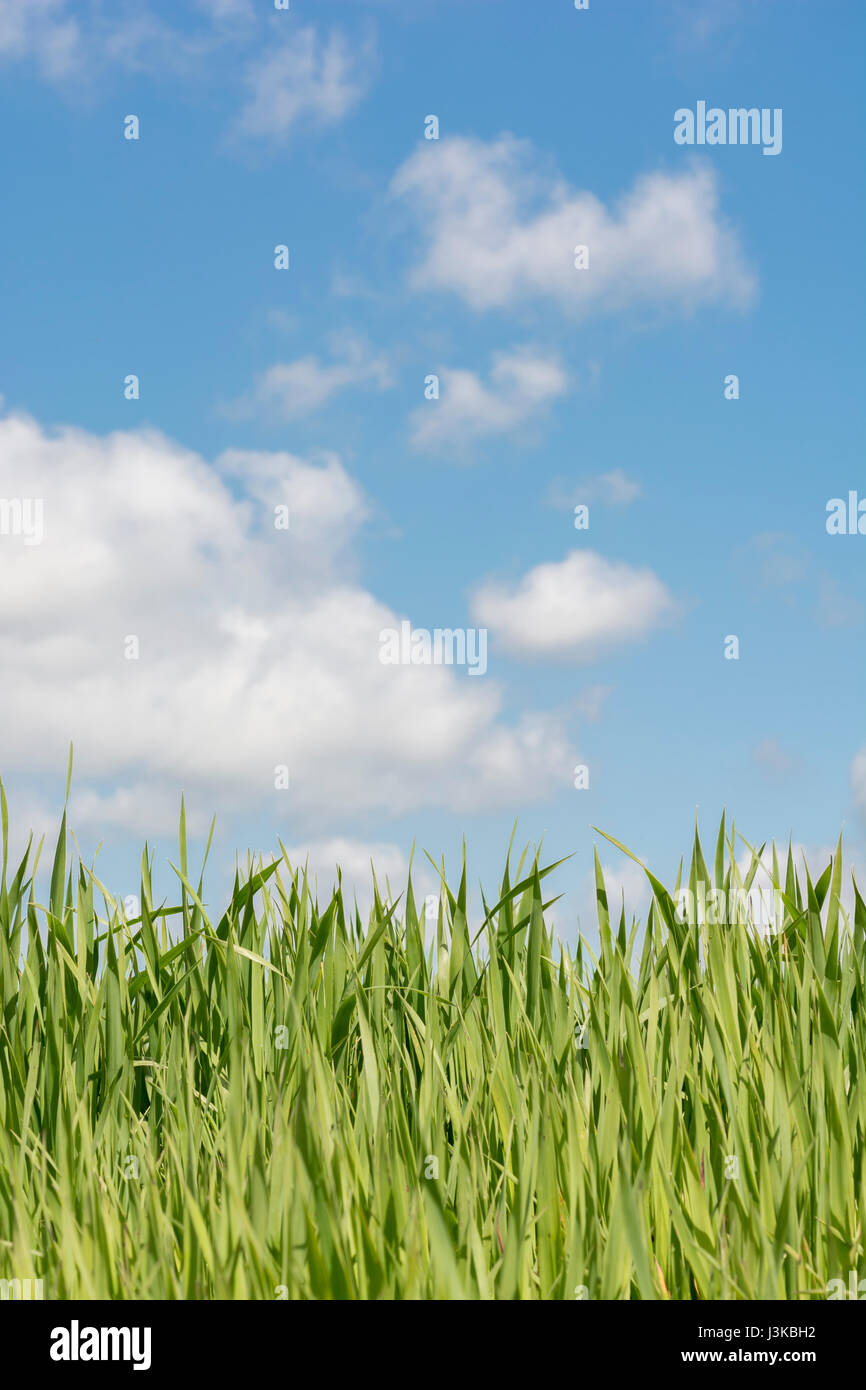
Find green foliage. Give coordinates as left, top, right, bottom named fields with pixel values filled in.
left=0, top=792, right=863, bottom=1300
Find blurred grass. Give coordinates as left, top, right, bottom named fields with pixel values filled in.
left=0, top=777, right=864, bottom=1299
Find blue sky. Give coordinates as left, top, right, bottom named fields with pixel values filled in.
left=0, top=0, right=863, bottom=940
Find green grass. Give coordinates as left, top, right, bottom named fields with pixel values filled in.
left=0, top=779, right=864, bottom=1299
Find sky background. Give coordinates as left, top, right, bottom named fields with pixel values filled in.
left=0, top=0, right=863, bottom=942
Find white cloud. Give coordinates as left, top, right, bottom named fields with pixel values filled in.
left=234, top=27, right=375, bottom=142
left=548, top=469, right=642, bottom=509
left=472, top=550, right=677, bottom=661
left=69, top=782, right=203, bottom=838
left=736, top=840, right=864, bottom=932
left=279, top=838, right=443, bottom=937
left=228, top=337, right=392, bottom=420
left=813, top=574, right=864, bottom=629
left=752, top=738, right=796, bottom=781
left=410, top=347, right=567, bottom=451
left=743, top=532, right=809, bottom=588
left=283, top=837, right=408, bottom=894
left=582, top=469, right=641, bottom=505
left=578, top=835, right=864, bottom=945
left=192, top=0, right=255, bottom=21
left=574, top=684, right=613, bottom=722
left=391, top=135, right=755, bottom=315
left=0, top=410, right=575, bottom=836
left=281, top=837, right=413, bottom=918
left=575, top=856, right=651, bottom=941
left=666, top=0, right=748, bottom=51
left=737, top=534, right=863, bottom=628
left=0, top=0, right=83, bottom=80
left=0, top=0, right=262, bottom=85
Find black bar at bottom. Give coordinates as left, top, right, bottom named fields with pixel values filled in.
left=2, top=1297, right=859, bottom=1377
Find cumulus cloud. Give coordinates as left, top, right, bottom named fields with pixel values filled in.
left=282, top=837, right=408, bottom=893
left=227, top=336, right=392, bottom=420
left=391, top=135, right=755, bottom=315
left=472, top=550, right=677, bottom=661
left=276, top=838, right=446, bottom=940
left=410, top=347, right=567, bottom=451
left=0, top=410, right=575, bottom=836
left=233, top=27, right=375, bottom=142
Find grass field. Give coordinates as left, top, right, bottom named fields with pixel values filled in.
left=0, top=779, right=863, bottom=1300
